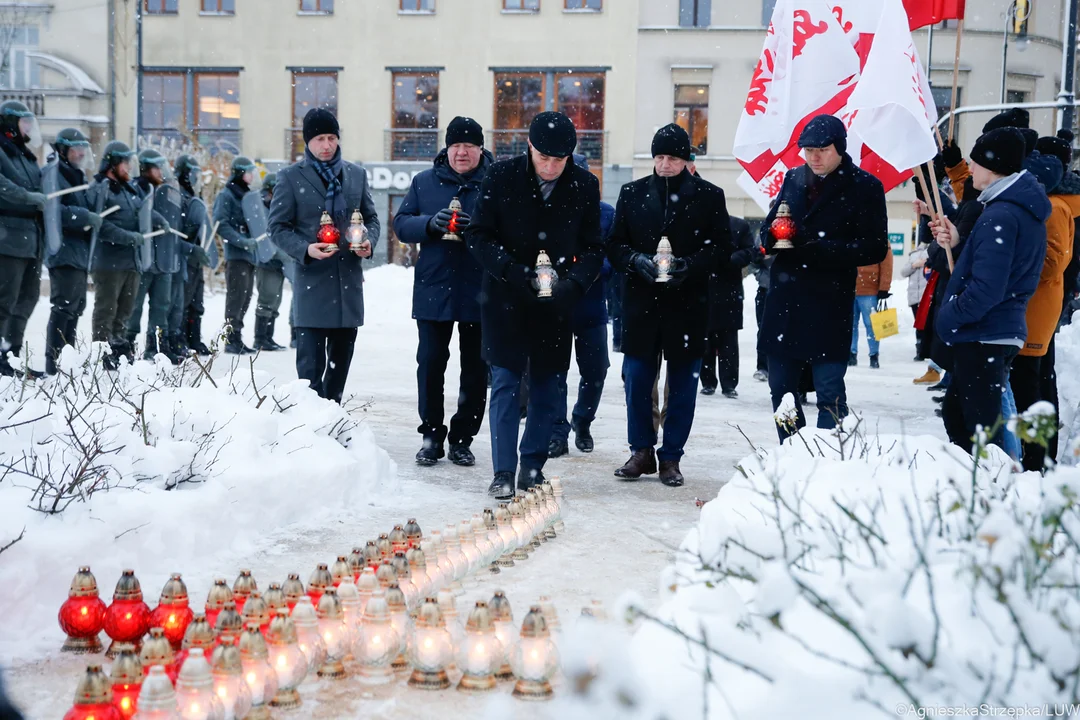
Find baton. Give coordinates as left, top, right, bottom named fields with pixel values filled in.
left=169, top=228, right=189, bottom=239
left=204, top=221, right=220, bottom=250
left=83, top=204, right=122, bottom=231
left=46, top=184, right=90, bottom=200
left=251, top=233, right=268, bottom=243
left=143, top=229, right=167, bottom=239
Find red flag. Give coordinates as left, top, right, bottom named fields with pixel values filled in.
left=904, top=0, right=965, bottom=30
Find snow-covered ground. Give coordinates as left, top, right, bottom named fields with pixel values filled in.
left=1, top=265, right=966, bottom=717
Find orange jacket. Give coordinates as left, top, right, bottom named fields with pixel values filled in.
left=1021, top=192, right=1078, bottom=356
left=856, top=249, right=893, bottom=297
left=946, top=160, right=970, bottom=202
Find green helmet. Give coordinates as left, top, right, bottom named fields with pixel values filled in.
left=54, top=128, right=94, bottom=170
left=138, top=148, right=168, bottom=170
left=174, top=153, right=200, bottom=184
left=231, top=156, right=257, bottom=178
left=262, top=172, right=277, bottom=191
left=1, top=100, right=35, bottom=138
left=100, top=140, right=136, bottom=173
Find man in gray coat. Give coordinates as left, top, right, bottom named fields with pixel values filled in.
left=269, top=108, right=379, bottom=404
left=214, top=156, right=260, bottom=354
left=0, top=100, right=47, bottom=377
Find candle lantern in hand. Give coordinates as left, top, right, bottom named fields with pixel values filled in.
left=535, top=250, right=556, bottom=299
left=443, top=197, right=463, bottom=241
left=769, top=202, right=797, bottom=250
left=317, top=211, right=340, bottom=248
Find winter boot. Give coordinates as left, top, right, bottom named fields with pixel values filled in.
left=188, top=316, right=211, bottom=356
left=45, top=312, right=66, bottom=376
left=264, top=318, right=286, bottom=351
left=913, top=368, right=941, bottom=385
left=547, top=437, right=568, bottom=459
left=448, top=444, right=476, bottom=467
left=224, top=331, right=254, bottom=355
left=700, top=385, right=716, bottom=396
left=659, top=460, right=685, bottom=488
left=753, top=369, right=768, bottom=382
left=517, top=466, right=545, bottom=492
left=869, top=354, right=880, bottom=369
left=170, top=333, right=190, bottom=359
left=290, top=327, right=297, bottom=349
left=848, top=352, right=857, bottom=367
left=573, top=421, right=594, bottom=453
left=487, top=472, right=515, bottom=500
left=723, top=389, right=739, bottom=399
left=253, top=315, right=267, bottom=351
left=614, top=448, right=657, bottom=480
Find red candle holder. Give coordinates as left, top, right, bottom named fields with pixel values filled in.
left=317, top=211, right=340, bottom=245
left=108, top=644, right=142, bottom=720
left=63, top=665, right=121, bottom=720
left=232, top=569, right=257, bottom=615
left=362, top=540, right=381, bottom=572
left=103, top=570, right=151, bottom=658
left=769, top=202, right=797, bottom=250
left=404, top=518, right=423, bottom=549
left=307, top=563, right=332, bottom=605
left=203, top=577, right=233, bottom=630
left=149, top=573, right=193, bottom=651
left=175, top=613, right=216, bottom=672
left=59, top=566, right=107, bottom=654
left=282, top=573, right=305, bottom=613
left=139, top=627, right=179, bottom=684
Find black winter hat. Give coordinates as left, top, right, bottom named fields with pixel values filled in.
left=651, top=123, right=692, bottom=161
left=970, top=127, right=1026, bottom=177
left=798, top=114, right=847, bottom=154
left=1058, top=129, right=1075, bottom=144
left=303, top=107, right=340, bottom=144
left=445, top=116, right=484, bottom=148
left=982, top=108, right=1030, bottom=133
left=1019, top=128, right=1038, bottom=157
left=529, top=111, right=577, bottom=158
left=1036, top=136, right=1073, bottom=169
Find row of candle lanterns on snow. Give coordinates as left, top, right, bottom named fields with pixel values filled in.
left=59, top=480, right=568, bottom=718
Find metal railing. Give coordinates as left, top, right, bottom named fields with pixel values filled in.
left=384, top=128, right=440, bottom=161
left=486, top=129, right=607, bottom=167
left=0, top=91, right=44, bottom=116
left=142, top=127, right=242, bottom=156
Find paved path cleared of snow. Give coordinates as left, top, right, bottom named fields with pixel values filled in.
left=5, top=265, right=944, bottom=718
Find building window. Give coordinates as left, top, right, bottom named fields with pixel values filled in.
left=291, top=72, right=338, bottom=158
left=146, top=0, right=178, bottom=13
left=931, top=86, right=960, bottom=139
left=390, top=72, right=439, bottom=160
left=565, top=0, right=601, bottom=9
left=0, top=25, right=40, bottom=90
left=141, top=73, right=185, bottom=133
left=761, top=0, right=776, bottom=26
left=493, top=72, right=545, bottom=157
left=196, top=73, right=240, bottom=131
left=504, top=0, right=540, bottom=10
left=1006, top=89, right=1030, bottom=105
left=300, top=0, right=333, bottom=11
left=674, top=84, right=709, bottom=154
left=201, top=0, right=235, bottom=13
left=400, top=0, right=435, bottom=12
left=679, top=0, right=711, bottom=27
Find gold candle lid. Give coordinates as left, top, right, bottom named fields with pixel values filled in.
left=465, top=601, right=495, bottom=633
left=68, top=566, right=100, bottom=598
left=72, top=664, right=112, bottom=705
left=181, top=613, right=215, bottom=650
left=519, top=605, right=550, bottom=639
left=112, top=570, right=143, bottom=602
left=108, top=644, right=143, bottom=684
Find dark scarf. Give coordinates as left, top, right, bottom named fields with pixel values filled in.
left=178, top=177, right=195, bottom=198
left=305, top=146, right=346, bottom=224
left=58, top=155, right=85, bottom=188
left=0, top=133, right=35, bottom=163
left=226, top=177, right=248, bottom=201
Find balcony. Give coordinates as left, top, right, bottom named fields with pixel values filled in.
left=384, top=128, right=439, bottom=162
left=0, top=91, right=44, bottom=116
left=141, top=127, right=242, bottom=156
left=487, top=128, right=607, bottom=168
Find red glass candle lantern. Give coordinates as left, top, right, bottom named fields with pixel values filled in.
left=203, top=577, right=233, bottom=630
left=232, top=569, right=257, bottom=615
left=443, top=197, right=463, bottom=241
left=103, top=570, right=151, bottom=658
left=317, top=211, right=340, bottom=245
left=148, top=573, right=193, bottom=651
left=389, top=525, right=409, bottom=555
left=769, top=202, right=797, bottom=250
left=263, top=582, right=287, bottom=616
left=63, top=664, right=121, bottom=720
left=329, top=556, right=351, bottom=588
left=59, top=566, right=107, bottom=654
left=307, top=563, right=332, bottom=605
left=282, top=573, right=305, bottom=613
left=108, top=643, right=142, bottom=720
left=175, top=613, right=215, bottom=671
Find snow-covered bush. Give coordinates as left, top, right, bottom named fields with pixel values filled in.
left=557, top=425, right=1080, bottom=718
left=0, top=343, right=396, bottom=660
left=1058, top=322, right=1080, bottom=465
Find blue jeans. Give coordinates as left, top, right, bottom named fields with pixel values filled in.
left=1002, top=369, right=1021, bottom=461
left=851, top=295, right=880, bottom=357
left=490, top=365, right=560, bottom=475
left=552, top=324, right=610, bottom=443
left=623, top=353, right=701, bottom=462
left=768, top=355, right=849, bottom=442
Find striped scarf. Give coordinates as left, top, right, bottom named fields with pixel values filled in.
left=306, top=146, right=346, bottom=225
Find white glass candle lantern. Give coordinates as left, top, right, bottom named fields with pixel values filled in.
left=535, top=249, right=556, bottom=298
left=538, top=596, right=561, bottom=633
left=356, top=567, right=378, bottom=619
left=489, top=591, right=515, bottom=682
left=265, top=610, right=307, bottom=710
left=406, top=546, right=432, bottom=600
left=335, top=578, right=362, bottom=652
left=483, top=508, right=504, bottom=559
left=347, top=209, right=366, bottom=252
left=419, top=539, right=446, bottom=592
left=436, top=588, right=465, bottom=658
left=456, top=602, right=502, bottom=692
left=525, top=490, right=546, bottom=546
left=442, top=524, right=469, bottom=591
left=238, top=625, right=278, bottom=720
left=470, top=514, right=493, bottom=567
left=407, top=598, right=453, bottom=690
left=355, top=589, right=400, bottom=685
left=209, top=644, right=251, bottom=720
left=494, top=505, right=517, bottom=567
left=385, top=584, right=411, bottom=673
left=175, top=648, right=225, bottom=720
left=654, top=236, right=674, bottom=283
left=549, top=476, right=566, bottom=533
left=134, top=665, right=179, bottom=720
left=458, top=519, right=481, bottom=576
left=508, top=499, right=531, bottom=560
left=540, top=482, right=558, bottom=539
left=289, top=596, right=325, bottom=673
left=315, top=588, right=349, bottom=679
left=390, top=552, right=419, bottom=609
left=510, top=606, right=559, bottom=700
left=375, top=558, right=398, bottom=590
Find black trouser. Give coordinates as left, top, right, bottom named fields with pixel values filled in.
left=1011, top=343, right=1059, bottom=471
left=296, top=327, right=358, bottom=404
left=754, top=287, right=767, bottom=372
left=942, top=343, right=1018, bottom=452
left=225, top=260, right=255, bottom=335
left=184, top=265, right=205, bottom=344
left=911, top=304, right=923, bottom=357
left=1043, top=337, right=1059, bottom=463
left=46, top=266, right=88, bottom=372
left=416, top=320, right=487, bottom=447
left=700, top=330, right=739, bottom=393
left=91, top=270, right=140, bottom=344
left=0, top=254, right=41, bottom=356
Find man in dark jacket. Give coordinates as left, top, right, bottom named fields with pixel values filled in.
left=465, top=111, right=603, bottom=499
left=43, top=129, right=103, bottom=375
left=932, top=127, right=1050, bottom=451
left=90, top=141, right=149, bottom=369
left=393, top=116, right=491, bottom=468
left=253, top=173, right=288, bottom=352
left=214, top=156, right=260, bottom=354
left=549, top=195, right=614, bottom=458
left=269, top=108, right=380, bottom=404
left=608, top=123, right=730, bottom=486
left=175, top=154, right=213, bottom=356
left=760, top=115, right=889, bottom=442
left=0, top=100, right=46, bottom=377
left=702, top=216, right=754, bottom=398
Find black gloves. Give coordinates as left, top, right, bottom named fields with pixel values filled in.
left=877, top=290, right=891, bottom=300
left=629, top=252, right=658, bottom=282
left=730, top=248, right=755, bottom=267
left=549, top=279, right=581, bottom=312
left=194, top=245, right=211, bottom=267
left=85, top=212, right=103, bottom=233
left=428, top=208, right=472, bottom=236
left=504, top=263, right=537, bottom=293
left=666, top=258, right=690, bottom=287
left=941, top=140, right=963, bottom=169
left=24, top=191, right=46, bottom=210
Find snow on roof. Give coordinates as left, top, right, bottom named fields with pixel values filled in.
left=26, top=51, right=104, bottom=94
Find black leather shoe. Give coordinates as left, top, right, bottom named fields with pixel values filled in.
left=573, top=422, right=594, bottom=453
left=488, top=472, right=515, bottom=500
left=932, top=395, right=944, bottom=404
left=659, top=460, right=685, bottom=487
left=448, top=444, right=475, bottom=467
left=849, top=353, right=857, bottom=367
left=615, top=448, right=657, bottom=480
left=722, top=389, right=739, bottom=399
left=700, top=386, right=716, bottom=396
left=518, top=466, right=544, bottom=492
left=547, top=438, right=568, bottom=459
left=415, top=439, right=444, bottom=467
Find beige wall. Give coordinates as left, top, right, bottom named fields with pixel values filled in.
left=119, top=0, right=638, bottom=166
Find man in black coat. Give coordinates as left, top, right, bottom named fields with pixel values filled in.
left=760, top=115, right=889, bottom=442
left=465, top=111, right=603, bottom=499
left=269, top=108, right=380, bottom=404
left=702, top=216, right=754, bottom=398
left=394, top=117, right=491, bottom=469
left=608, top=123, right=730, bottom=487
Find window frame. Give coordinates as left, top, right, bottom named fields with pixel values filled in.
left=399, top=0, right=435, bottom=13
left=292, top=71, right=339, bottom=126
left=503, top=0, right=540, bottom=12
left=145, top=0, right=178, bottom=15
left=299, top=0, right=334, bottom=13
left=761, top=0, right=776, bottom=27
left=390, top=71, right=440, bottom=161
left=563, top=0, right=601, bottom=11
left=678, top=0, right=711, bottom=27
left=140, top=72, right=186, bottom=133
left=200, top=0, right=235, bottom=15
left=194, top=72, right=241, bottom=130
left=673, top=84, right=710, bottom=155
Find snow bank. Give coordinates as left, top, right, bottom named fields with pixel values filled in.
left=0, top=344, right=396, bottom=662
left=556, top=428, right=1080, bottom=718
left=1058, top=322, right=1080, bottom=463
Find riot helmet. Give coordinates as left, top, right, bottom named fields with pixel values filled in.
left=138, top=148, right=170, bottom=186
left=1, top=100, right=42, bottom=150
left=101, top=140, right=139, bottom=181
left=53, top=128, right=95, bottom=174
left=231, top=156, right=259, bottom=189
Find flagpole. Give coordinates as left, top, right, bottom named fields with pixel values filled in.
left=914, top=163, right=954, bottom=272
left=948, top=19, right=964, bottom=144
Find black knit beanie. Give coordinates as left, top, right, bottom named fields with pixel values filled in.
left=303, top=107, right=340, bottom=144
left=445, top=116, right=484, bottom=147
left=970, top=128, right=1026, bottom=177
left=651, top=123, right=692, bottom=161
